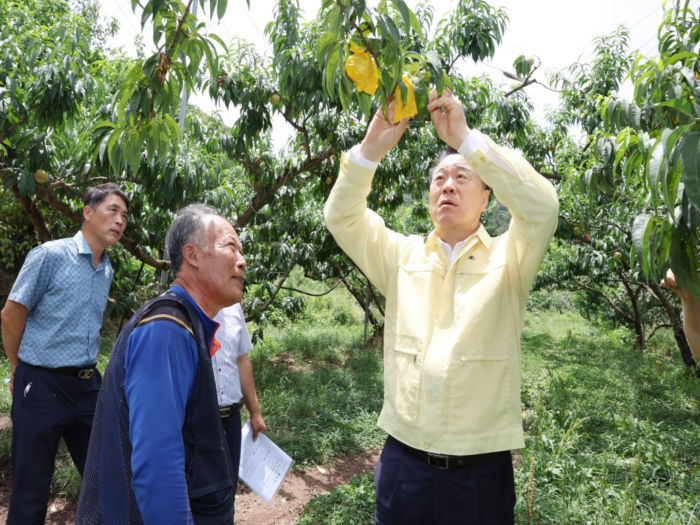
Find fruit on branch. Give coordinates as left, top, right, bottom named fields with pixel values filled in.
left=392, top=75, right=417, bottom=123
left=34, top=169, right=49, bottom=183
left=344, top=43, right=378, bottom=95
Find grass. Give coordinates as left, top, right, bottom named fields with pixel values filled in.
left=293, top=307, right=700, bottom=525
left=516, top=310, right=700, bottom=524
left=1, top=279, right=698, bottom=524
left=296, top=472, right=375, bottom=525
left=246, top=270, right=386, bottom=465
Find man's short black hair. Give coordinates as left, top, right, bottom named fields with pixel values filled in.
left=83, top=183, right=129, bottom=209
left=428, top=147, right=491, bottom=191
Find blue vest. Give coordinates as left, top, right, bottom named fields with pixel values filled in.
left=75, top=291, right=234, bottom=524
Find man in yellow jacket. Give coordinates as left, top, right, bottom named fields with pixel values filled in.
left=324, top=89, right=559, bottom=525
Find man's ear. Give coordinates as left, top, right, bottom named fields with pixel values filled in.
left=481, top=189, right=490, bottom=213
left=83, top=205, right=93, bottom=223
left=182, top=243, right=200, bottom=269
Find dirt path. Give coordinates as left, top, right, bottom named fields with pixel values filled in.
left=0, top=448, right=382, bottom=525
left=235, top=448, right=381, bottom=525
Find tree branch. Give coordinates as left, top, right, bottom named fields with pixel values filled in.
left=645, top=322, right=671, bottom=342
left=280, top=278, right=344, bottom=297
left=350, top=262, right=385, bottom=317
left=571, top=277, right=634, bottom=324
left=541, top=172, right=562, bottom=182
left=32, top=185, right=168, bottom=269
left=337, top=269, right=380, bottom=328
left=235, top=146, right=336, bottom=228
left=10, top=186, right=51, bottom=242
left=0, top=101, right=40, bottom=144
left=334, top=0, right=380, bottom=63
left=166, top=0, right=194, bottom=60
left=641, top=279, right=697, bottom=372
left=245, top=264, right=294, bottom=323
left=47, top=176, right=142, bottom=192
left=504, top=78, right=536, bottom=98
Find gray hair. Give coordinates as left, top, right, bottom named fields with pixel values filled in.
left=165, top=203, right=219, bottom=275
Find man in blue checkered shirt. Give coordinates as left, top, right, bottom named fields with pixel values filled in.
left=1, top=182, right=128, bottom=525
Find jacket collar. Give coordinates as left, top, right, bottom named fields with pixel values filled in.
left=427, top=224, right=492, bottom=261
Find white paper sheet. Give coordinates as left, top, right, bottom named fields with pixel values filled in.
left=238, top=421, right=294, bottom=502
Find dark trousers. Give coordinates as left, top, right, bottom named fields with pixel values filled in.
left=374, top=436, right=515, bottom=525
left=7, top=362, right=100, bottom=525
left=220, top=408, right=242, bottom=494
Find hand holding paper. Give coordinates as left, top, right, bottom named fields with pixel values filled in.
left=239, top=421, right=294, bottom=502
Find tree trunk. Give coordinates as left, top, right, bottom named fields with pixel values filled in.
left=11, top=187, right=51, bottom=242
left=645, top=280, right=698, bottom=375
left=337, top=272, right=381, bottom=330
left=621, top=277, right=644, bottom=351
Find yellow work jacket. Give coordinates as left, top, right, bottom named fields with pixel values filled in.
left=324, top=131, right=559, bottom=455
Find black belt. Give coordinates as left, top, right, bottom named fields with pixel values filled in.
left=29, top=363, right=97, bottom=379
left=389, top=435, right=503, bottom=470
left=219, top=401, right=243, bottom=418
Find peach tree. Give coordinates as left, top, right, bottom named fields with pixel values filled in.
left=542, top=1, right=699, bottom=370
left=0, top=0, right=543, bottom=328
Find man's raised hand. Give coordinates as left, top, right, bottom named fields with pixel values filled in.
left=427, top=89, right=470, bottom=150
left=357, top=100, right=410, bottom=163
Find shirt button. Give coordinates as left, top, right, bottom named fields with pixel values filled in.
left=422, top=441, right=430, bottom=449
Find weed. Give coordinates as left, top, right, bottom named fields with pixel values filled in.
left=296, top=472, right=375, bottom=525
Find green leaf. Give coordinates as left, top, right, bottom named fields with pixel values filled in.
left=657, top=99, right=695, bottom=119
left=90, top=120, right=117, bottom=134
left=217, top=0, right=227, bottom=20
left=413, top=78, right=428, bottom=119
left=209, top=32, right=226, bottom=49
left=632, top=213, right=652, bottom=277
left=389, top=0, right=422, bottom=41
left=124, top=132, right=140, bottom=174
left=323, top=48, right=339, bottom=98
left=661, top=126, right=685, bottom=158
left=17, top=173, right=36, bottom=197
left=107, top=129, right=123, bottom=175
left=679, top=130, right=700, bottom=211
left=163, top=114, right=181, bottom=147
left=316, top=32, right=338, bottom=66
left=647, top=142, right=665, bottom=208
left=97, top=133, right=111, bottom=163
left=437, top=69, right=447, bottom=96
left=338, top=77, right=351, bottom=111
left=627, top=102, right=641, bottom=128
left=670, top=230, right=700, bottom=300
left=326, top=4, right=342, bottom=33
left=358, top=91, right=372, bottom=119
left=680, top=67, right=700, bottom=98
left=407, top=6, right=424, bottom=42
left=201, top=39, right=217, bottom=79
left=141, top=3, right=153, bottom=30
left=378, top=14, right=400, bottom=47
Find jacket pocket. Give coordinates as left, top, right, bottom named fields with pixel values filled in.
left=394, top=263, right=443, bottom=340
left=385, top=339, right=422, bottom=427
left=446, top=341, right=512, bottom=436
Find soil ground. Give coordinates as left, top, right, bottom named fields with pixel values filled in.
left=0, top=448, right=382, bottom=525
